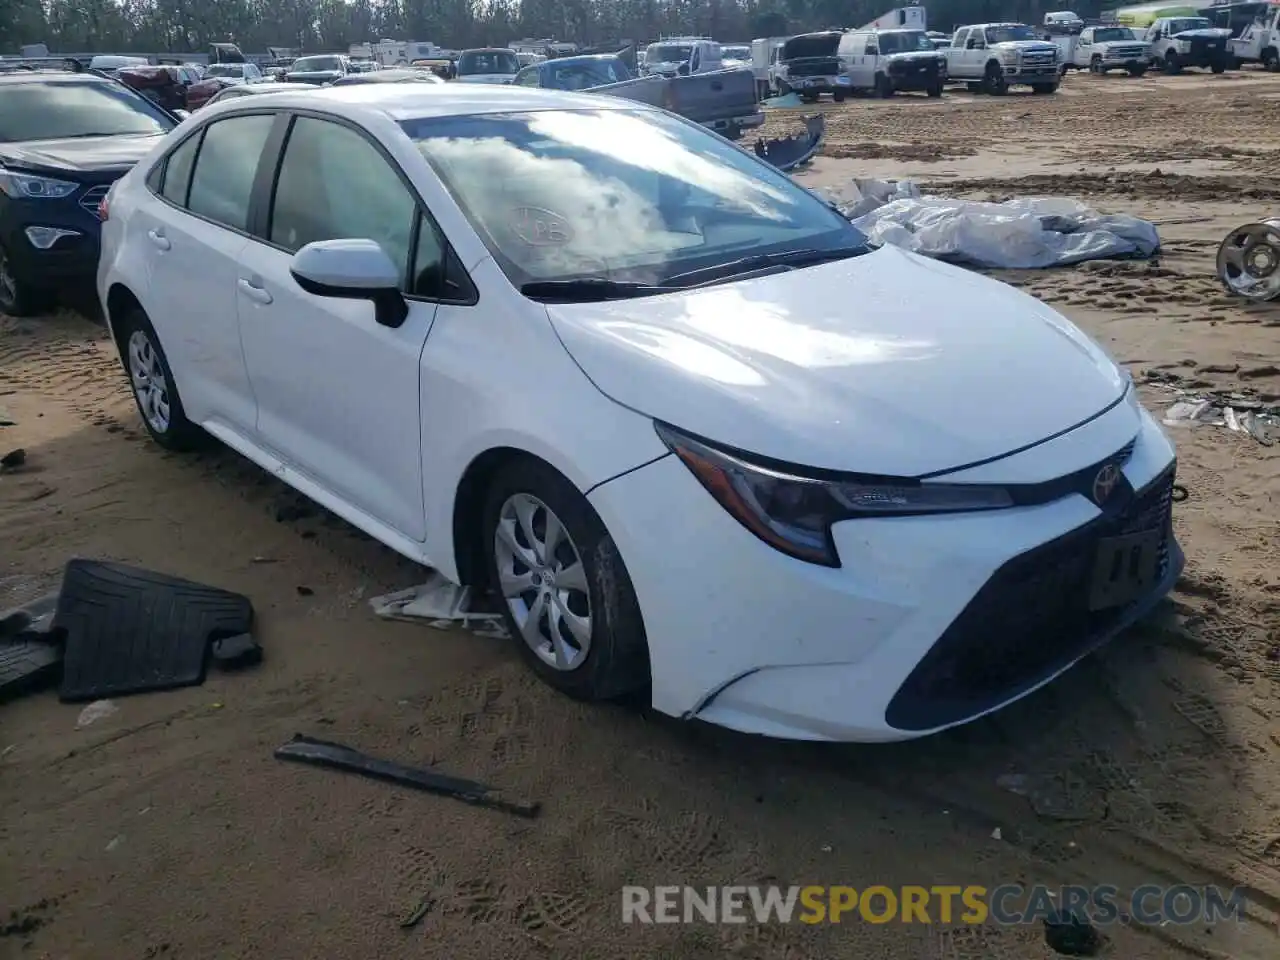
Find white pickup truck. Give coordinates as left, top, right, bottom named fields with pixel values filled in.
left=1144, top=16, right=1232, bottom=74
left=1071, top=24, right=1151, bottom=76
left=945, top=22, right=1061, bottom=94
left=1229, top=6, right=1280, bottom=70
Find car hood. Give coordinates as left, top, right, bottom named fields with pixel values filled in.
left=992, top=41, right=1059, bottom=53
left=0, top=134, right=167, bottom=174
left=1172, top=28, right=1232, bottom=40
left=545, top=246, right=1128, bottom=476
left=1097, top=40, right=1149, bottom=48
left=884, top=51, right=946, bottom=63
left=456, top=74, right=516, bottom=84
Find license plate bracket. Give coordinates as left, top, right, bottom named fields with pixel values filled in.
left=1088, top=529, right=1162, bottom=611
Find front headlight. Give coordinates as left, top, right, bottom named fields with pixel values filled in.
left=1000, top=50, right=1019, bottom=64
left=655, top=423, right=1014, bottom=567
left=1175, top=39, right=1192, bottom=51
left=0, top=167, right=79, bottom=200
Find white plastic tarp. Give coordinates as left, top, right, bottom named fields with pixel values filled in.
left=818, top=179, right=1160, bottom=270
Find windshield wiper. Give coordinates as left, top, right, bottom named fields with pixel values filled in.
left=520, top=278, right=678, bottom=303
left=661, top=245, right=870, bottom=287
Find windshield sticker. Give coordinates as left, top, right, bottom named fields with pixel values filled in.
left=510, top=206, right=573, bottom=246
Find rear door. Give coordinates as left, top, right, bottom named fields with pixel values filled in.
left=131, top=112, right=277, bottom=433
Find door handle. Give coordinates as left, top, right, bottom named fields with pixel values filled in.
left=237, top=277, right=273, bottom=305
left=147, top=228, right=170, bottom=251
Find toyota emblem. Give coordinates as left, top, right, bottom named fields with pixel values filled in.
left=1092, top=463, right=1122, bottom=505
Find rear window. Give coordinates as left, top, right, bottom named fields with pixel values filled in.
left=0, top=80, right=176, bottom=142
left=458, top=50, right=519, bottom=75
left=292, top=56, right=342, bottom=72
left=645, top=44, right=693, bottom=62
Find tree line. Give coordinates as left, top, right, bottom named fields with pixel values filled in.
left=2, top=0, right=1105, bottom=55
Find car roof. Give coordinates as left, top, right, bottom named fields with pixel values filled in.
left=0, top=70, right=114, bottom=85
left=210, top=83, right=644, bottom=121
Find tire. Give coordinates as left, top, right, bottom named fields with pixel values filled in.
left=832, top=88, right=846, bottom=102
left=926, top=80, right=943, bottom=97
left=983, top=61, right=1007, bottom=95
left=115, top=307, right=204, bottom=451
left=1211, top=58, right=1226, bottom=74
left=482, top=458, right=649, bottom=701
left=1264, top=48, right=1279, bottom=72
left=1128, top=65, right=1147, bottom=77
left=1031, top=82, right=1058, bottom=94
left=875, top=73, right=894, bottom=97
left=1164, top=51, right=1181, bottom=74
left=0, top=243, right=54, bottom=317
left=1090, top=55, right=1103, bottom=74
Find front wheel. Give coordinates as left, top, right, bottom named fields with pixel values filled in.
left=0, top=242, right=54, bottom=317
left=1163, top=51, right=1182, bottom=74
left=1210, top=58, right=1227, bottom=74
left=875, top=73, right=894, bottom=98
left=1128, top=65, right=1147, bottom=77
left=117, top=307, right=204, bottom=450
left=983, top=62, right=1008, bottom=95
left=1263, top=48, right=1279, bottom=72
left=926, top=81, right=943, bottom=97
left=1090, top=55, right=1104, bottom=74
left=832, top=88, right=846, bottom=102
left=1031, top=82, right=1058, bottom=94
left=483, top=458, right=650, bottom=701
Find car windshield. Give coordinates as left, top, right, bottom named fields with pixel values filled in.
left=879, top=31, right=935, bottom=53
left=723, top=46, right=750, bottom=59
left=0, top=80, right=176, bottom=142
left=292, top=56, right=341, bottom=72
left=646, top=44, right=693, bottom=62
left=548, top=59, right=629, bottom=89
left=1167, top=18, right=1211, bottom=32
left=1093, top=27, right=1138, bottom=41
left=458, top=51, right=519, bottom=75
left=985, top=25, right=1039, bottom=43
left=207, top=64, right=245, bottom=78
left=403, top=108, right=865, bottom=288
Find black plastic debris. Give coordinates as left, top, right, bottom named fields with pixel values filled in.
left=276, top=734, right=541, bottom=819
left=0, top=593, right=61, bottom=703
left=0, top=448, right=26, bottom=470
left=55, top=559, right=254, bottom=702
left=754, top=114, right=826, bottom=172
left=1044, top=910, right=1104, bottom=957
left=210, top=632, right=263, bottom=670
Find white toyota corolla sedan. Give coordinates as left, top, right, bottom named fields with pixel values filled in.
left=97, top=84, right=1182, bottom=742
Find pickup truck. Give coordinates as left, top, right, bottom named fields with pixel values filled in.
left=285, top=53, right=352, bottom=85
left=774, top=30, right=848, bottom=102
left=590, top=66, right=763, bottom=142
left=1069, top=25, right=1150, bottom=75
left=945, top=22, right=1061, bottom=94
left=1144, top=16, right=1231, bottom=74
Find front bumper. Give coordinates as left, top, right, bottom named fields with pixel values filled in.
left=1, top=188, right=110, bottom=289
left=1003, top=63, right=1060, bottom=81
left=889, top=70, right=943, bottom=91
left=588, top=399, right=1180, bottom=742
left=786, top=75, right=844, bottom=92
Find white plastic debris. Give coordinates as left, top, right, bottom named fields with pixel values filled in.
left=822, top=178, right=1160, bottom=269
left=76, top=699, right=118, bottom=728
left=990, top=827, right=1003, bottom=841
left=1163, top=397, right=1278, bottom=444
left=105, top=835, right=124, bottom=852
left=370, top=572, right=510, bottom=639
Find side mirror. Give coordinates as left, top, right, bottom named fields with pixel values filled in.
left=172, top=109, right=190, bottom=120
left=866, top=46, right=879, bottom=56
left=290, top=239, right=408, bottom=328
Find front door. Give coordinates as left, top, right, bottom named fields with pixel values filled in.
left=236, top=115, right=441, bottom=540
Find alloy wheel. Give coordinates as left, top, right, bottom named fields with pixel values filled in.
left=494, top=492, right=592, bottom=672
left=127, top=329, right=172, bottom=434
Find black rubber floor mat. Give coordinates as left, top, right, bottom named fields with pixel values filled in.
left=0, top=591, right=62, bottom=703
left=55, top=560, right=254, bottom=702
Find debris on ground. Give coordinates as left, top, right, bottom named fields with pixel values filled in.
left=370, top=573, right=509, bottom=639
left=75, top=700, right=118, bottom=728
left=275, top=733, right=541, bottom=818
left=1, top=448, right=27, bottom=470
left=0, top=408, right=14, bottom=427
left=1216, top=218, right=1280, bottom=302
left=754, top=114, right=825, bottom=171
left=1163, top=397, right=1278, bottom=445
left=819, top=178, right=1160, bottom=269
left=762, top=91, right=802, bottom=108
left=1043, top=909, right=1105, bottom=957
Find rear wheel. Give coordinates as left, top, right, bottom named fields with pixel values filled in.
left=116, top=307, right=204, bottom=450
left=983, top=61, right=1008, bottom=95
left=482, top=458, right=649, bottom=701
left=0, top=243, right=53, bottom=317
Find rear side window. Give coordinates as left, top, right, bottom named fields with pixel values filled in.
left=160, top=132, right=201, bottom=206
left=186, top=114, right=274, bottom=231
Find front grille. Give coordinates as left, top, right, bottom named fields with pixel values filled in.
left=79, top=184, right=111, bottom=220
left=1022, top=52, right=1056, bottom=65
left=1190, top=38, right=1224, bottom=56
left=1114, top=46, right=1145, bottom=57
left=885, top=464, right=1176, bottom=732
left=786, top=58, right=838, bottom=77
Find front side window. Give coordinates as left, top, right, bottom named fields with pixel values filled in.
left=0, top=80, right=176, bottom=143
left=269, top=117, right=416, bottom=287
left=186, top=114, right=274, bottom=231
left=404, top=108, right=864, bottom=288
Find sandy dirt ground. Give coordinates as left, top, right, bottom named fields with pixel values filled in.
left=1, top=69, right=1279, bottom=960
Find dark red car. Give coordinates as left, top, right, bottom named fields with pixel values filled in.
left=115, top=64, right=195, bottom=112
